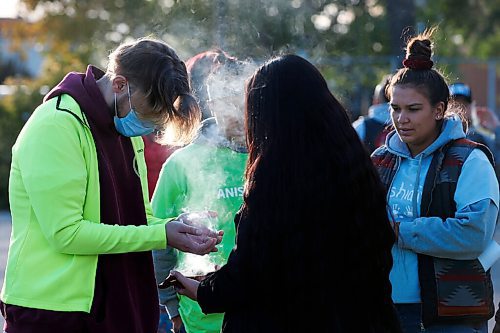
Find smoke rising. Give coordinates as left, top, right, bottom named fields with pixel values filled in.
left=206, top=60, right=258, bottom=147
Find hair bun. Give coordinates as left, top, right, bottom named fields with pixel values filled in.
left=404, top=36, right=434, bottom=70
left=402, top=56, right=434, bottom=70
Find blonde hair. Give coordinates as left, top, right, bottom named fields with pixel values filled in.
left=107, top=37, right=201, bottom=145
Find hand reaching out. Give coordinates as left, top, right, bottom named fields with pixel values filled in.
left=176, top=211, right=223, bottom=243
left=165, top=211, right=224, bottom=255
left=170, top=270, right=200, bottom=301
left=165, top=220, right=222, bottom=255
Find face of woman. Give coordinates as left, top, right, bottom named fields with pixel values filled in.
left=209, top=95, right=245, bottom=145
left=390, top=85, right=444, bottom=156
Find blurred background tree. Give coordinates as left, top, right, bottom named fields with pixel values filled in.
left=0, top=0, right=498, bottom=208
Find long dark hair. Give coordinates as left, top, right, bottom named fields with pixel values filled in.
left=242, top=54, right=400, bottom=331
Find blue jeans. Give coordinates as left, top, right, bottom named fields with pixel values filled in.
left=395, top=304, right=488, bottom=333
left=157, top=307, right=173, bottom=333
left=157, top=307, right=186, bottom=333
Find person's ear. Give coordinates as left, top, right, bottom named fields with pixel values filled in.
left=434, top=101, right=445, bottom=120
left=111, top=75, right=127, bottom=94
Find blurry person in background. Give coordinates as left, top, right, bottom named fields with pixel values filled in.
left=185, top=49, right=236, bottom=121
left=143, top=131, right=178, bottom=333
left=353, top=74, right=392, bottom=153
left=171, top=54, right=402, bottom=333
left=153, top=56, right=254, bottom=333
left=0, top=37, right=222, bottom=333
left=153, top=49, right=232, bottom=333
left=144, top=50, right=233, bottom=204
left=143, top=50, right=231, bottom=205
left=450, top=82, right=500, bottom=179
left=143, top=131, right=178, bottom=200
left=372, top=30, right=498, bottom=332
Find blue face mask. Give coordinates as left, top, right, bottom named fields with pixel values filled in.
left=113, top=83, right=155, bottom=137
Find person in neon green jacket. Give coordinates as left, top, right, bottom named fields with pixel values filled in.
left=0, top=38, right=221, bottom=333
left=153, top=58, right=254, bottom=333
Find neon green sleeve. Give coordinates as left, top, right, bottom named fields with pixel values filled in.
left=151, top=147, right=187, bottom=316
left=16, top=108, right=166, bottom=255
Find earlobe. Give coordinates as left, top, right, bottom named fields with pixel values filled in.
left=434, top=102, right=445, bottom=120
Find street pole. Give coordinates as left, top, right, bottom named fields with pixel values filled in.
left=387, top=0, right=416, bottom=65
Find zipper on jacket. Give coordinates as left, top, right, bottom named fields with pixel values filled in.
left=412, top=154, right=423, bottom=219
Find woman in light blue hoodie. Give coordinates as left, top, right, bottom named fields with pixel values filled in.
left=372, top=29, right=499, bottom=333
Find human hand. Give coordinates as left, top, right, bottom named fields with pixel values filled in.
left=165, top=221, right=220, bottom=255
left=170, top=271, right=200, bottom=301
left=170, top=315, right=184, bottom=333
left=176, top=211, right=224, bottom=244
left=158, top=272, right=208, bottom=289
left=476, top=106, right=500, bottom=132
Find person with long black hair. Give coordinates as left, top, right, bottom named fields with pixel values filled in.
left=170, top=54, right=402, bottom=332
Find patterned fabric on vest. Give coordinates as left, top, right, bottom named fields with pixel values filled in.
left=372, top=138, right=495, bottom=326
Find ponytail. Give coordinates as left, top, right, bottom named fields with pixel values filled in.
left=158, top=93, right=201, bottom=146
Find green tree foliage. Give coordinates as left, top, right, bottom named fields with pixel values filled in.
left=12, top=0, right=393, bottom=59
left=414, top=0, right=500, bottom=58
left=10, top=0, right=497, bottom=100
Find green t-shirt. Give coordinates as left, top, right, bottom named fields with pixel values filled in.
left=152, top=141, right=247, bottom=333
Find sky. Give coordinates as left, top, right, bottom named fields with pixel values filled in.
left=0, top=0, right=20, bottom=18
